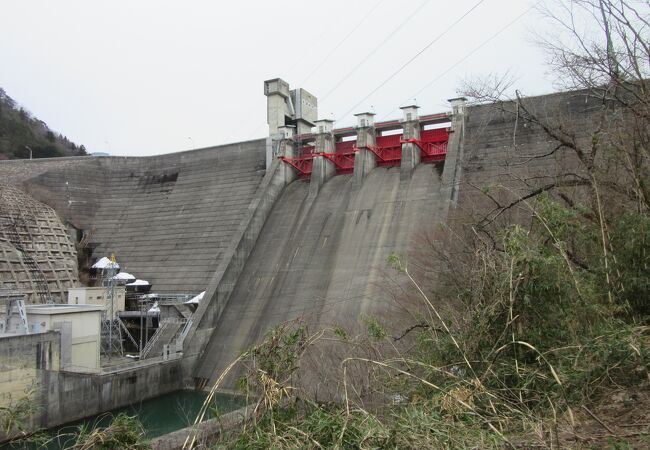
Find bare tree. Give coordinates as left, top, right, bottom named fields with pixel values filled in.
left=418, top=0, right=650, bottom=321
left=458, top=1, right=649, bottom=222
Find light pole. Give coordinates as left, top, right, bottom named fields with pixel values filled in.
left=24, top=145, right=32, bottom=160
left=139, top=297, right=143, bottom=358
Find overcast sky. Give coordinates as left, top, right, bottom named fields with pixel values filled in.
left=1, top=0, right=555, bottom=156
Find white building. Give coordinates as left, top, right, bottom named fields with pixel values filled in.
left=25, top=304, right=103, bottom=371
left=67, top=286, right=126, bottom=320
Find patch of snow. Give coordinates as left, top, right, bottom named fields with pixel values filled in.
left=148, top=301, right=160, bottom=313
left=112, top=272, right=135, bottom=281
left=185, top=291, right=205, bottom=304
left=127, top=279, right=150, bottom=286
left=92, top=257, right=119, bottom=269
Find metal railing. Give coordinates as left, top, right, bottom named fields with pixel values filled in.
left=60, top=364, right=101, bottom=374
left=99, top=353, right=182, bottom=374
left=139, top=320, right=170, bottom=359
left=174, top=318, right=193, bottom=352
left=134, top=293, right=197, bottom=304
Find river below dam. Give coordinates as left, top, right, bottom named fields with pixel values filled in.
left=2, top=390, right=245, bottom=449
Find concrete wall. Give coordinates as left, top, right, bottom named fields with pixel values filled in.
left=194, top=162, right=452, bottom=389
left=191, top=91, right=598, bottom=393
left=451, top=89, right=594, bottom=228
left=0, top=331, right=60, bottom=441
left=0, top=140, right=286, bottom=433
left=40, top=359, right=183, bottom=429
left=0, top=334, right=183, bottom=442
left=150, top=405, right=252, bottom=450
left=0, top=140, right=267, bottom=294
left=0, top=89, right=602, bottom=435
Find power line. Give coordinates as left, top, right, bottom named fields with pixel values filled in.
left=380, top=2, right=539, bottom=121
left=335, top=0, right=487, bottom=124
left=286, top=29, right=333, bottom=78
left=245, top=0, right=386, bottom=141
left=319, top=0, right=431, bottom=103
left=299, top=0, right=386, bottom=87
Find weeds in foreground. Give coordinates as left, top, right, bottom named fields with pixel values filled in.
left=204, top=194, right=650, bottom=449
left=0, top=387, right=38, bottom=439
left=200, top=1, right=650, bottom=445
left=45, top=413, right=150, bottom=450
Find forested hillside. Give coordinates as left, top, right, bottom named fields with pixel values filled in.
left=0, top=87, right=87, bottom=160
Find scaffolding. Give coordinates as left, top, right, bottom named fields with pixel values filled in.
left=98, top=255, right=138, bottom=358
left=118, top=292, right=197, bottom=360
left=0, top=288, right=29, bottom=334
left=99, top=255, right=122, bottom=356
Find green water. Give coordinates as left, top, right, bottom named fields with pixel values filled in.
left=2, top=390, right=244, bottom=449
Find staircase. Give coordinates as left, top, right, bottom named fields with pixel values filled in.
left=140, top=319, right=184, bottom=359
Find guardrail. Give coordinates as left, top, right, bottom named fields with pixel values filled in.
left=174, top=318, right=193, bottom=352
left=135, top=293, right=198, bottom=305
left=99, top=353, right=182, bottom=374
left=60, top=364, right=101, bottom=374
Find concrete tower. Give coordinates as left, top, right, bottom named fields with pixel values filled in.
left=264, top=78, right=318, bottom=168
left=264, top=78, right=317, bottom=136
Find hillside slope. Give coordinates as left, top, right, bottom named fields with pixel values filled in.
left=0, top=87, right=87, bottom=160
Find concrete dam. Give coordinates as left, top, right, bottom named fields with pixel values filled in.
left=0, top=78, right=587, bottom=432
left=0, top=139, right=267, bottom=294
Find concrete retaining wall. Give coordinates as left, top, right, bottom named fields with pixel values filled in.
left=40, top=359, right=183, bottom=429
left=0, top=332, right=183, bottom=442
left=150, top=405, right=252, bottom=450
left=0, top=331, right=61, bottom=441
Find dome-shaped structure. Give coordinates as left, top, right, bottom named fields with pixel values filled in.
left=0, top=185, right=78, bottom=303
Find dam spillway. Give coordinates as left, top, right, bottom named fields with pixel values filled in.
left=196, top=162, right=449, bottom=388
